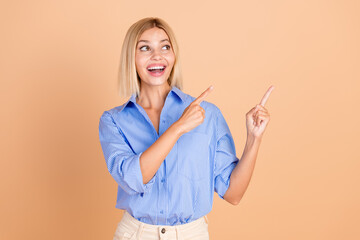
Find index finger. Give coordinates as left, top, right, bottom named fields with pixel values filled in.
left=192, top=85, right=214, bottom=105
left=259, top=85, right=275, bottom=107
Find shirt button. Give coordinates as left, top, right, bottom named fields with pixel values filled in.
left=161, top=178, right=165, bottom=183
left=162, top=119, right=166, bottom=123
left=160, top=210, right=164, bottom=214
left=161, top=228, right=166, bottom=234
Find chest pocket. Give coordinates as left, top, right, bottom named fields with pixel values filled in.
left=176, top=131, right=211, bottom=181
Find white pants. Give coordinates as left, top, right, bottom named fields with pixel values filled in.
left=113, top=211, right=210, bottom=240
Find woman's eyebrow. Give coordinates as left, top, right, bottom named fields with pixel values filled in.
left=137, top=39, right=170, bottom=43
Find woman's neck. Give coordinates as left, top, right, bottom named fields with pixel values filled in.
left=136, top=83, right=172, bottom=110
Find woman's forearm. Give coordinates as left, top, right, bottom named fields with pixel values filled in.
left=138, top=87, right=213, bottom=185
left=139, top=121, right=183, bottom=184
left=223, top=135, right=262, bottom=205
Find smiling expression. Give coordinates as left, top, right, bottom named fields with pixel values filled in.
left=135, top=27, right=175, bottom=87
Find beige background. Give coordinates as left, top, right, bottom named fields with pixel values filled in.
left=1, top=0, right=359, bottom=239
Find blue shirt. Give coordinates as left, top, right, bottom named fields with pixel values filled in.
left=98, top=86, right=239, bottom=226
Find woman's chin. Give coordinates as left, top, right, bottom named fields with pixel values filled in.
left=140, top=77, right=170, bottom=87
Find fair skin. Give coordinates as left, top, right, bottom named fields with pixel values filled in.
left=135, top=27, right=174, bottom=134
left=134, top=26, right=274, bottom=205
left=222, top=85, right=274, bottom=205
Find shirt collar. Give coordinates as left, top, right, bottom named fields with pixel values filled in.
left=170, top=86, right=187, bottom=103
left=118, top=86, right=186, bottom=113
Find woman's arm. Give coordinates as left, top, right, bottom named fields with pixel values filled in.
left=139, top=122, right=183, bottom=184
left=223, top=86, right=274, bottom=205
left=140, top=86, right=214, bottom=184
left=223, top=135, right=261, bottom=205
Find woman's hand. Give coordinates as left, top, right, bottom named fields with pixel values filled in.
left=245, top=85, right=275, bottom=139
left=175, top=85, right=214, bottom=135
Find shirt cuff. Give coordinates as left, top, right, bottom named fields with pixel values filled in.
left=215, top=176, right=230, bottom=199
left=214, top=163, right=235, bottom=199
left=122, top=151, right=157, bottom=194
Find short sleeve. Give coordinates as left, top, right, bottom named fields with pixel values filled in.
left=214, top=107, right=240, bottom=199
left=98, top=111, right=157, bottom=195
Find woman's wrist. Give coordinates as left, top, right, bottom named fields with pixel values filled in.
left=171, top=120, right=185, bottom=138
left=245, top=134, right=262, bottom=148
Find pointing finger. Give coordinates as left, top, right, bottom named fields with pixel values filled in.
left=259, top=85, right=275, bottom=107
left=192, top=85, right=214, bottom=105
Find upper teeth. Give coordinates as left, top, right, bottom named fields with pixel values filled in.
left=148, top=66, right=165, bottom=70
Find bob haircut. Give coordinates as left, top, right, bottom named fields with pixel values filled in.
left=118, top=17, right=183, bottom=98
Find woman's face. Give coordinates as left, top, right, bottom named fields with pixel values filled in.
left=135, top=27, right=175, bottom=88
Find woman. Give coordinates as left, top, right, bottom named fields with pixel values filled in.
left=99, top=17, right=274, bottom=240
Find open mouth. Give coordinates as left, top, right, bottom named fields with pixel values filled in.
left=147, top=66, right=166, bottom=73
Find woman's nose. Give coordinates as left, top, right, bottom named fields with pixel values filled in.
left=151, top=49, right=163, bottom=60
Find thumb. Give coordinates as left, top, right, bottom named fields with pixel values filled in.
left=247, top=106, right=257, bottom=117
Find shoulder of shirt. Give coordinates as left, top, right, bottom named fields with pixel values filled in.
left=99, top=104, right=126, bottom=120
left=185, top=93, right=221, bottom=115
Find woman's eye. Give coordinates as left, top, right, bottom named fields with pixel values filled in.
left=139, top=46, right=149, bottom=51
left=139, top=45, right=170, bottom=51
left=162, top=45, right=171, bottom=50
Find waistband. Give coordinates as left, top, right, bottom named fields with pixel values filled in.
left=123, top=211, right=209, bottom=231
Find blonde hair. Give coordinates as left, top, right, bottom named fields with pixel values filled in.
left=118, top=17, right=183, bottom=98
